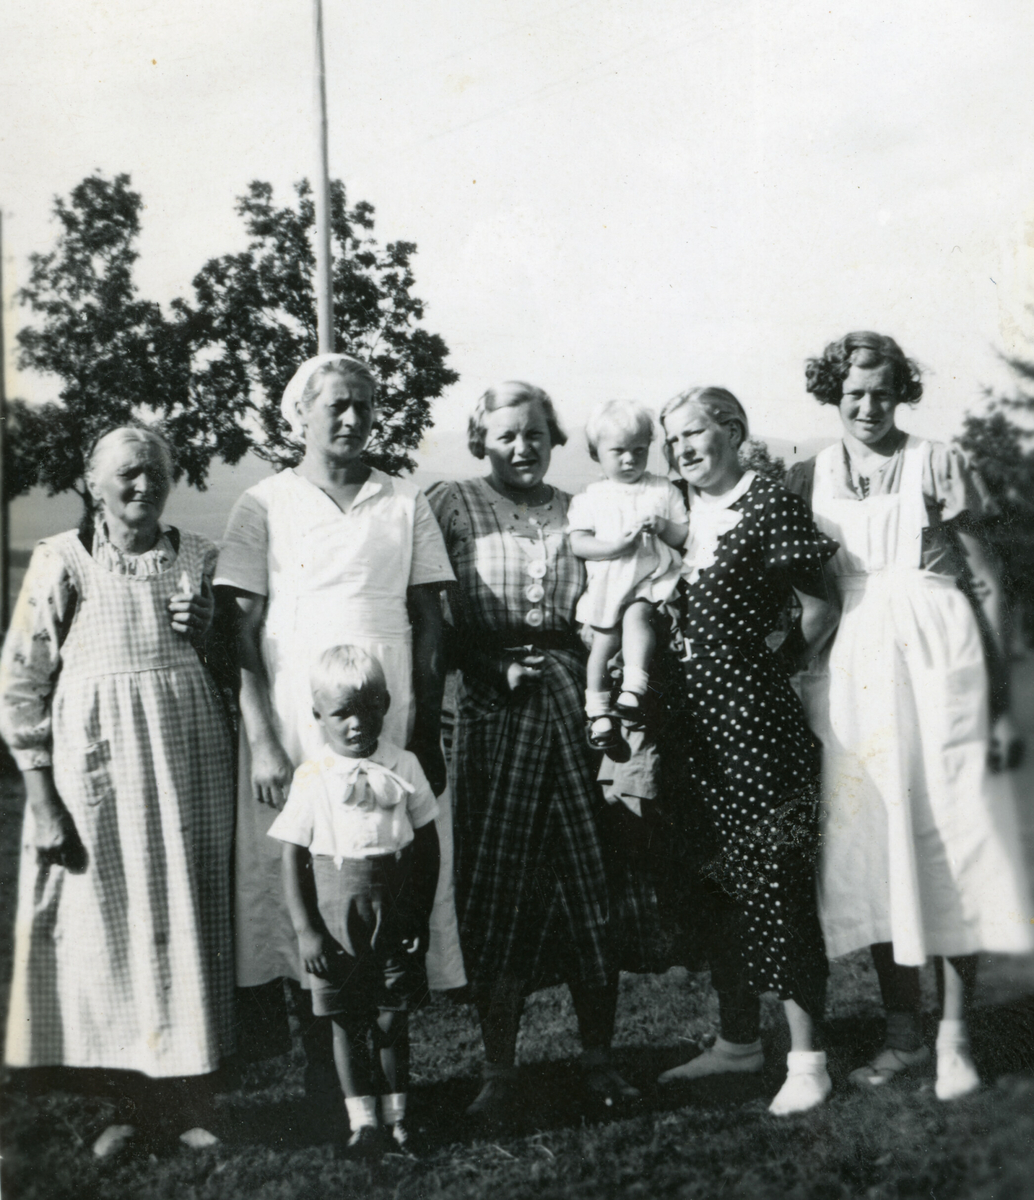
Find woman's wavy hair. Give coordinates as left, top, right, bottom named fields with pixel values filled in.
left=658, top=386, right=748, bottom=471
left=467, top=381, right=567, bottom=459
left=805, top=331, right=923, bottom=406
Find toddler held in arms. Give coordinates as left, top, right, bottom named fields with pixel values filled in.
left=568, top=400, right=688, bottom=750
left=268, top=646, right=441, bottom=1159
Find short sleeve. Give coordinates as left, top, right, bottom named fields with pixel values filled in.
left=925, top=443, right=991, bottom=525
left=784, top=459, right=815, bottom=504
left=267, top=772, right=316, bottom=848
left=409, top=490, right=456, bottom=587
left=398, top=749, right=440, bottom=829
left=760, top=485, right=839, bottom=591
left=0, top=541, right=77, bottom=769
left=566, top=489, right=596, bottom=533
left=214, top=490, right=269, bottom=595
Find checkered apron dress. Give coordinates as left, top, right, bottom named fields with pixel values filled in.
left=4, top=530, right=235, bottom=1076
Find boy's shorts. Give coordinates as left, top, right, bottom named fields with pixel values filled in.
left=308, top=848, right=428, bottom=1017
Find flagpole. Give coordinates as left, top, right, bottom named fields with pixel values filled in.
left=313, top=0, right=334, bottom=353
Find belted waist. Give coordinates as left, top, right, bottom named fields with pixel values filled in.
left=471, top=629, right=587, bottom=656
left=678, top=638, right=767, bottom=662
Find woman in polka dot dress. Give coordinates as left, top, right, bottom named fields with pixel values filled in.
left=655, top=387, right=841, bottom=1116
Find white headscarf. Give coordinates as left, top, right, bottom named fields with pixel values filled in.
left=280, top=353, right=375, bottom=438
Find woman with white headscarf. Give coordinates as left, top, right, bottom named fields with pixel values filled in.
left=215, top=355, right=465, bottom=1101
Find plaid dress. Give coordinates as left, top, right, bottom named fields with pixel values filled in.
left=0, top=527, right=235, bottom=1077
left=428, top=478, right=658, bottom=993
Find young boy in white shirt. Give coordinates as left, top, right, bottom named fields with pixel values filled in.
left=268, top=645, right=441, bottom=1158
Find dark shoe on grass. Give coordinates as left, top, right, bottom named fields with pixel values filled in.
left=581, top=1050, right=641, bottom=1113
left=385, top=1120, right=422, bottom=1158
left=466, top=1064, right=520, bottom=1131
left=343, top=1124, right=383, bottom=1161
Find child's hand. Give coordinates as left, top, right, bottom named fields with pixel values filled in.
left=168, top=575, right=215, bottom=641
left=638, top=514, right=662, bottom=535
left=298, top=929, right=330, bottom=978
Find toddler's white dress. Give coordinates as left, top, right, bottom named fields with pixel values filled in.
left=568, top=473, right=687, bottom=630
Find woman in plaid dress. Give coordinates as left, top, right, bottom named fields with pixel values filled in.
left=0, top=426, right=234, bottom=1157
left=428, top=381, right=645, bottom=1124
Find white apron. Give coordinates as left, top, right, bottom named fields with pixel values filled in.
left=801, top=437, right=1033, bottom=965
left=234, top=471, right=466, bottom=990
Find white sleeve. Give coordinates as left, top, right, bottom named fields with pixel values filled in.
left=566, top=489, right=596, bottom=533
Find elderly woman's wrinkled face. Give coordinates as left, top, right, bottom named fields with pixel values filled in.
left=88, top=436, right=171, bottom=532
left=664, top=404, right=740, bottom=493
left=838, top=360, right=900, bottom=448
left=482, top=400, right=552, bottom=491
left=304, top=375, right=375, bottom=463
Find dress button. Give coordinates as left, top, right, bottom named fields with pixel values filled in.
left=524, top=583, right=545, bottom=603
left=526, top=560, right=547, bottom=579
left=525, top=608, right=544, bottom=627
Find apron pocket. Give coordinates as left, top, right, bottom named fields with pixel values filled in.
left=81, top=740, right=115, bottom=806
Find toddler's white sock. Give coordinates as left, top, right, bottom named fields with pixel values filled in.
left=585, top=690, right=612, bottom=718
left=621, top=667, right=650, bottom=696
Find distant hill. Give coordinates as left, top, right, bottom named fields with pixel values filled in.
left=9, top=427, right=836, bottom=550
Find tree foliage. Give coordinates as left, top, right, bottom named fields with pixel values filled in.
left=956, top=375, right=1034, bottom=641
left=10, top=173, right=194, bottom=500
left=7, top=173, right=458, bottom=500
left=739, top=435, right=786, bottom=483
left=178, top=179, right=458, bottom=474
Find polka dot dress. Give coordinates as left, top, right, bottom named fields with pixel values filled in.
left=662, top=475, right=838, bottom=1005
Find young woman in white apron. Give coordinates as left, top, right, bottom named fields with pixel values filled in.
left=789, top=331, right=1033, bottom=1101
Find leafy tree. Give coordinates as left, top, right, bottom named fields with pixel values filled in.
left=8, top=173, right=458, bottom=501
left=956, top=383, right=1034, bottom=643
left=178, top=179, right=458, bottom=474
left=739, top=435, right=786, bottom=483
left=9, top=173, right=203, bottom=502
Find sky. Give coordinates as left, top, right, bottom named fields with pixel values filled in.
left=4, top=0, right=1034, bottom=448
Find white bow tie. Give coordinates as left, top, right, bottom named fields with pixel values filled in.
left=330, top=756, right=415, bottom=811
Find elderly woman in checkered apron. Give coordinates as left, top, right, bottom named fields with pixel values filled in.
left=0, top=426, right=234, bottom=1158
left=428, top=381, right=652, bottom=1127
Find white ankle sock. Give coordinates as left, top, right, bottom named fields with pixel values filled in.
left=768, top=1050, right=832, bottom=1116
left=935, top=1023, right=979, bottom=1100
left=585, top=690, right=612, bottom=718
left=621, top=667, right=650, bottom=696
left=345, top=1095, right=378, bottom=1128
left=380, top=1092, right=406, bottom=1125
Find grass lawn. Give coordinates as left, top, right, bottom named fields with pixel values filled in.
left=3, top=662, right=1034, bottom=1199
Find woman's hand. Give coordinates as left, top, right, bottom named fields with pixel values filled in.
left=298, top=928, right=330, bottom=978
left=988, top=712, right=1024, bottom=773
left=24, top=769, right=87, bottom=872
left=409, top=734, right=448, bottom=797
left=251, top=737, right=294, bottom=808
left=504, top=651, right=545, bottom=693
left=168, top=576, right=215, bottom=642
